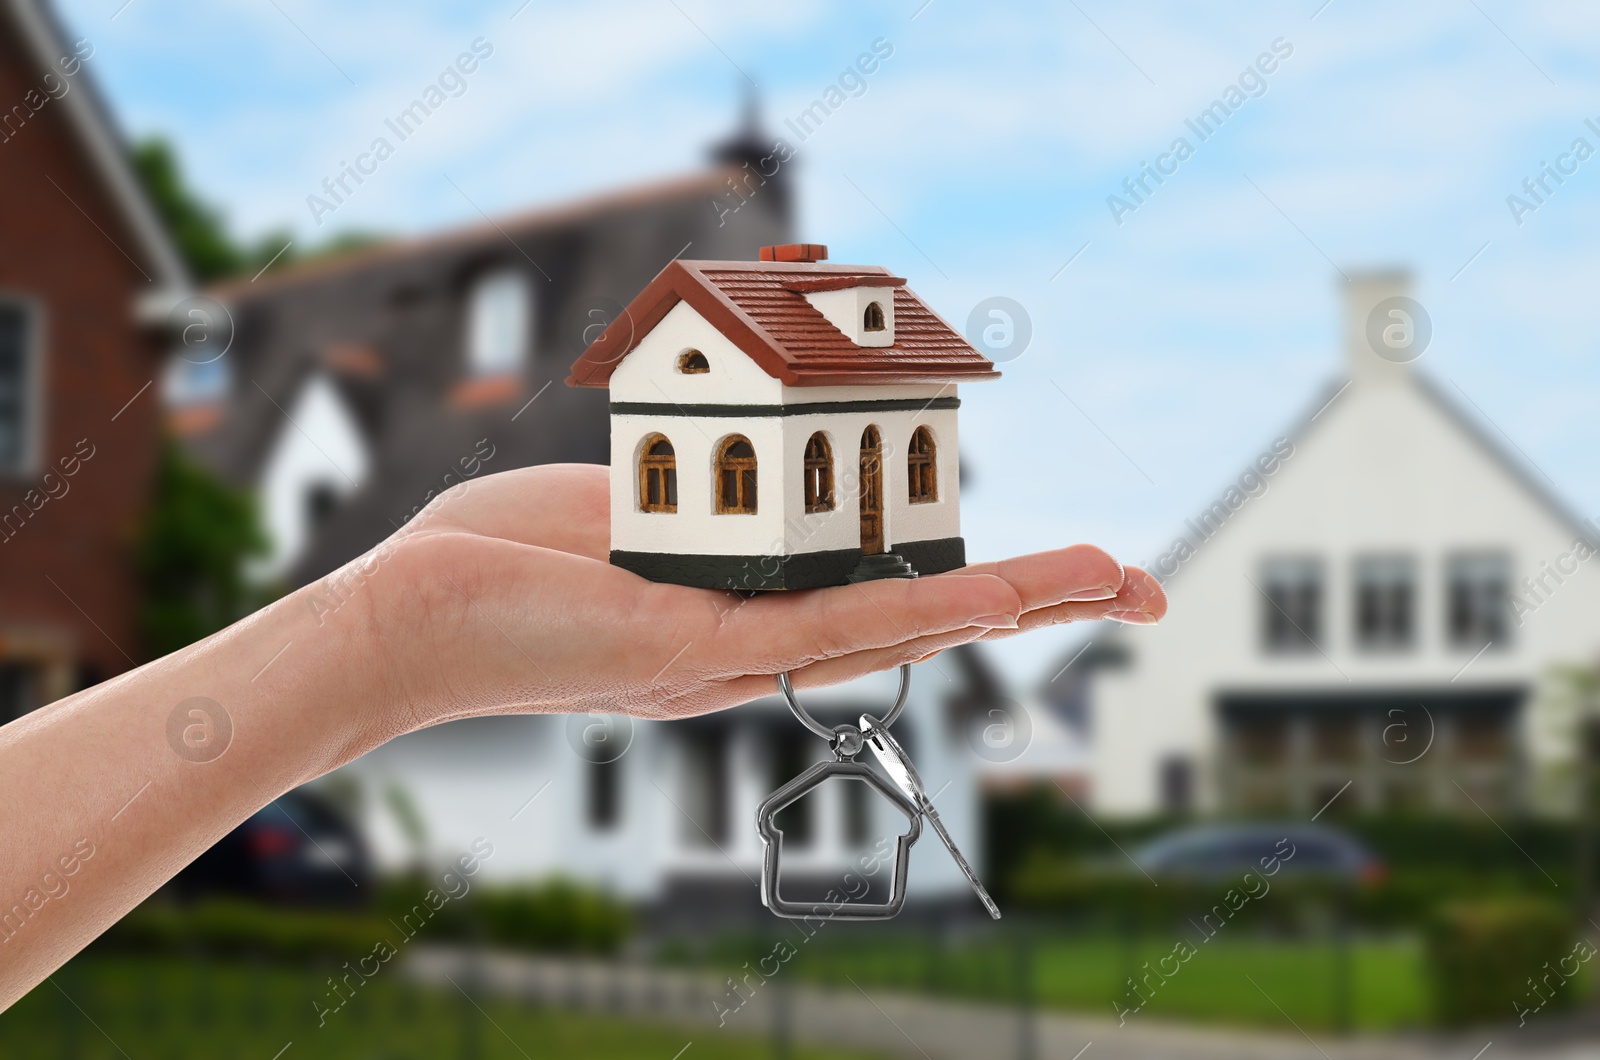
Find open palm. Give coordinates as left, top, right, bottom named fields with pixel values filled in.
left=348, top=463, right=1165, bottom=736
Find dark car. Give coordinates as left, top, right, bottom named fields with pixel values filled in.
left=174, top=788, right=371, bottom=907
left=1132, top=823, right=1385, bottom=885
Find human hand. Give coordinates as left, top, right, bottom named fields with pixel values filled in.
left=0, top=461, right=1163, bottom=1006
left=341, top=463, right=1165, bottom=738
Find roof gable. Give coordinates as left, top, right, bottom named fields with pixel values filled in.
left=566, top=259, right=999, bottom=388
left=1130, top=369, right=1595, bottom=600
left=5, top=0, right=188, bottom=297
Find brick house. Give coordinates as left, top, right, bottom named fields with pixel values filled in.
left=0, top=0, right=189, bottom=720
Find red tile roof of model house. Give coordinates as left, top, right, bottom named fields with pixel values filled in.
left=566, top=259, right=1000, bottom=388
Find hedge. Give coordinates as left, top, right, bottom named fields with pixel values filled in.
left=1426, top=898, right=1585, bottom=1026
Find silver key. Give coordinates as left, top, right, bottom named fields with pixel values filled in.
left=860, top=713, right=1002, bottom=920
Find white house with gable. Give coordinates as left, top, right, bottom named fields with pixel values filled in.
left=566, top=243, right=999, bottom=589
left=1070, top=272, right=1600, bottom=819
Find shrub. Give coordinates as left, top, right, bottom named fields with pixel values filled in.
left=104, top=899, right=390, bottom=961
left=106, top=878, right=632, bottom=963
left=1425, top=898, right=1581, bottom=1026
left=473, top=880, right=631, bottom=954
left=379, top=877, right=631, bottom=955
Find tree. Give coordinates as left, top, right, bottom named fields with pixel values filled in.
left=132, top=136, right=386, bottom=282
left=135, top=441, right=272, bottom=658
left=131, top=138, right=244, bottom=282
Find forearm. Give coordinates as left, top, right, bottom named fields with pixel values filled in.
left=0, top=466, right=1165, bottom=1009
left=0, top=577, right=385, bottom=1007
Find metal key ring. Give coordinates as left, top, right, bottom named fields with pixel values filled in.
left=777, top=663, right=911, bottom=742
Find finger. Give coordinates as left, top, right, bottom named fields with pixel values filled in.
left=767, top=565, right=1162, bottom=683
left=977, top=564, right=1167, bottom=640
left=785, top=564, right=1167, bottom=674
left=782, top=626, right=989, bottom=689
left=953, top=544, right=1126, bottom=609
left=674, top=626, right=984, bottom=717
left=410, top=463, right=611, bottom=560
left=716, top=572, right=1022, bottom=674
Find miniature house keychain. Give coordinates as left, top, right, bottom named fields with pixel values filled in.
left=567, top=243, right=1001, bottom=920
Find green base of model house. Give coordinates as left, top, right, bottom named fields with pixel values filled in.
left=611, top=537, right=966, bottom=591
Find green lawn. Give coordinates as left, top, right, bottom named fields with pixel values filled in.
left=775, top=932, right=1430, bottom=1032
left=3, top=956, right=888, bottom=1060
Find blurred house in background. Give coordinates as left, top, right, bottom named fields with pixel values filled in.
left=181, top=109, right=790, bottom=585
left=0, top=0, right=187, bottom=721
left=345, top=651, right=996, bottom=922
left=1073, top=273, right=1600, bottom=819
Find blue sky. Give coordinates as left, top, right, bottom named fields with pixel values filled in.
left=57, top=0, right=1600, bottom=674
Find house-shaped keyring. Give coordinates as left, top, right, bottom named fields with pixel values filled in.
left=566, top=244, right=999, bottom=590
left=755, top=758, right=922, bottom=919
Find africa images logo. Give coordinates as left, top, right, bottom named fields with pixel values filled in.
left=165, top=697, right=233, bottom=764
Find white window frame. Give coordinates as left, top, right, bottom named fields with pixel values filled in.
left=1445, top=551, right=1512, bottom=651
left=465, top=269, right=530, bottom=376
left=1352, top=553, right=1418, bottom=652
left=1260, top=554, right=1325, bottom=654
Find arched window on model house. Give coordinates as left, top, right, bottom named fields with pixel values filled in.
left=863, top=301, right=886, bottom=332
left=715, top=435, right=757, bottom=514
left=907, top=426, right=937, bottom=503
left=803, top=432, right=834, bottom=513
left=638, top=434, right=677, bottom=513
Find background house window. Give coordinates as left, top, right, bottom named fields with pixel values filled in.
left=0, top=662, right=40, bottom=725
left=638, top=434, right=677, bottom=513
left=0, top=299, right=35, bottom=472
left=677, top=349, right=709, bottom=373
left=772, top=731, right=815, bottom=848
left=863, top=301, right=886, bottom=332
left=842, top=780, right=871, bottom=846
left=1159, top=755, right=1194, bottom=814
left=680, top=727, right=729, bottom=847
left=587, top=759, right=620, bottom=830
left=305, top=481, right=341, bottom=533
left=163, top=352, right=230, bottom=406
left=465, top=269, right=529, bottom=375
left=1447, top=551, right=1511, bottom=648
left=803, top=432, right=833, bottom=513
left=715, top=435, right=757, bottom=514
left=1261, top=556, right=1324, bottom=653
left=907, top=426, right=937, bottom=503
left=1354, top=554, right=1417, bottom=650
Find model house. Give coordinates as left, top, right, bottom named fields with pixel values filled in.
left=1050, top=272, right=1600, bottom=819
left=566, top=243, right=999, bottom=590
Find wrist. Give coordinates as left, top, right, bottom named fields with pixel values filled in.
left=215, top=573, right=401, bottom=786
left=273, top=530, right=471, bottom=756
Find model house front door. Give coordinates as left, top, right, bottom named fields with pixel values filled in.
left=859, top=425, right=884, bottom=553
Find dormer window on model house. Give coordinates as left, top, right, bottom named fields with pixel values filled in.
left=566, top=243, right=999, bottom=590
